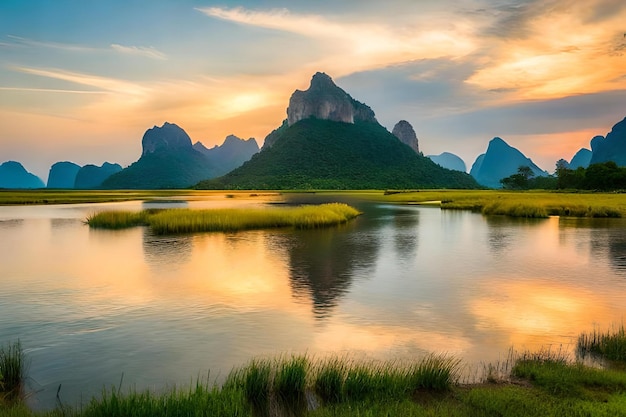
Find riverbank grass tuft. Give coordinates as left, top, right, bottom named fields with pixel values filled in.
left=86, top=203, right=361, bottom=234
left=578, top=325, right=626, bottom=363
left=0, top=341, right=26, bottom=404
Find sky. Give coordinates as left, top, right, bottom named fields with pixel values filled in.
left=1, top=0, right=625, bottom=182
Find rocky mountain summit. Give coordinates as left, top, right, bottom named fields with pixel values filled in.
left=286, top=72, right=377, bottom=127
left=47, top=161, right=81, bottom=188
left=0, top=161, right=44, bottom=189
left=193, top=134, right=259, bottom=176
left=568, top=148, right=592, bottom=169
left=590, top=117, right=626, bottom=166
left=75, top=162, right=122, bottom=189
left=392, top=120, right=419, bottom=154
left=427, top=152, right=466, bottom=172
left=470, top=137, right=546, bottom=188
left=142, top=122, right=194, bottom=155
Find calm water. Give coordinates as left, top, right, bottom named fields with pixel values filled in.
left=1, top=193, right=626, bottom=409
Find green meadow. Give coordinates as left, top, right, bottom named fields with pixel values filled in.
left=86, top=203, right=361, bottom=233
left=3, top=327, right=626, bottom=416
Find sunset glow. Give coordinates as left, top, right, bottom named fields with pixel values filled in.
left=1, top=1, right=625, bottom=180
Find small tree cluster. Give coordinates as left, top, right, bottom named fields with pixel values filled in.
left=556, top=161, right=626, bottom=191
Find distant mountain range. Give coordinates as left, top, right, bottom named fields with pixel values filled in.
left=197, top=72, right=478, bottom=190
left=2, top=75, right=626, bottom=190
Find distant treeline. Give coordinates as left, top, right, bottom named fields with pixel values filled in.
left=500, top=161, right=626, bottom=191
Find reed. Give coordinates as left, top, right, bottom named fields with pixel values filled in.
left=273, top=355, right=308, bottom=401
left=86, top=203, right=361, bottom=233
left=0, top=341, right=26, bottom=403
left=577, top=325, right=626, bottom=363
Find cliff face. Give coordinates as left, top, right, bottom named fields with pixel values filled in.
left=142, top=122, right=193, bottom=156
left=286, top=72, right=376, bottom=127
left=392, top=120, right=419, bottom=154
left=47, top=161, right=81, bottom=188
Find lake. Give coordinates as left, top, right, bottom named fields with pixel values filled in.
left=1, top=193, right=626, bottom=410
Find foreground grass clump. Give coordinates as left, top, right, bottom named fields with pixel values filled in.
left=86, top=203, right=361, bottom=234
left=0, top=341, right=26, bottom=404
left=5, top=344, right=626, bottom=416
left=578, top=325, right=626, bottom=363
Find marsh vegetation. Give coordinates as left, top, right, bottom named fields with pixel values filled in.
left=3, top=330, right=626, bottom=416
left=86, top=203, right=361, bottom=233
left=378, top=190, right=626, bottom=218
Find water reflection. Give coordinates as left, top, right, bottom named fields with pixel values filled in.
left=142, top=231, right=193, bottom=270
left=559, top=217, right=626, bottom=277
left=285, top=223, right=379, bottom=319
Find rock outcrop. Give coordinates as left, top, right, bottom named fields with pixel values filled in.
left=101, top=122, right=217, bottom=189
left=47, top=161, right=81, bottom=188
left=427, top=152, right=466, bottom=172
left=590, top=117, right=626, bottom=166
left=470, top=137, right=546, bottom=188
left=142, top=122, right=193, bottom=155
left=392, top=120, right=419, bottom=154
left=193, top=134, right=259, bottom=176
left=74, top=162, right=122, bottom=189
left=286, top=72, right=377, bottom=127
left=0, top=161, right=45, bottom=189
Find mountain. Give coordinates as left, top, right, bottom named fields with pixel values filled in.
left=427, top=152, right=467, bottom=172
left=197, top=73, right=478, bottom=190
left=568, top=148, right=592, bottom=169
left=286, top=72, right=377, bottom=127
left=193, top=134, right=259, bottom=176
left=47, top=161, right=81, bottom=188
left=74, top=162, right=122, bottom=189
left=101, top=122, right=217, bottom=189
left=470, top=137, right=546, bottom=188
left=0, top=161, right=45, bottom=189
left=590, top=117, right=626, bottom=166
left=391, top=120, right=419, bottom=154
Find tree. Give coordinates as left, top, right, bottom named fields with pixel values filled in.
left=500, top=165, right=535, bottom=189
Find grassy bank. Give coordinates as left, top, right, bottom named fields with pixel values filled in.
left=377, top=190, right=626, bottom=218
left=2, top=329, right=626, bottom=416
left=86, top=203, right=361, bottom=233
left=0, top=190, right=282, bottom=205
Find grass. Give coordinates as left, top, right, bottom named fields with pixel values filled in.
left=86, top=203, right=361, bottom=234
left=0, top=341, right=26, bottom=405
left=0, top=190, right=283, bottom=206
left=376, top=190, right=626, bottom=218
left=5, top=189, right=626, bottom=219
left=578, top=325, right=626, bottom=363
left=4, top=338, right=626, bottom=417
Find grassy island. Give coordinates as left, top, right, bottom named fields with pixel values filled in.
left=86, top=203, right=361, bottom=234
left=3, top=326, right=626, bottom=416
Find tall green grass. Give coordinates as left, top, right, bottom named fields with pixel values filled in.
left=578, top=325, right=626, bottom=363
left=0, top=341, right=26, bottom=403
left=86, top=203, right=361, bottom=234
